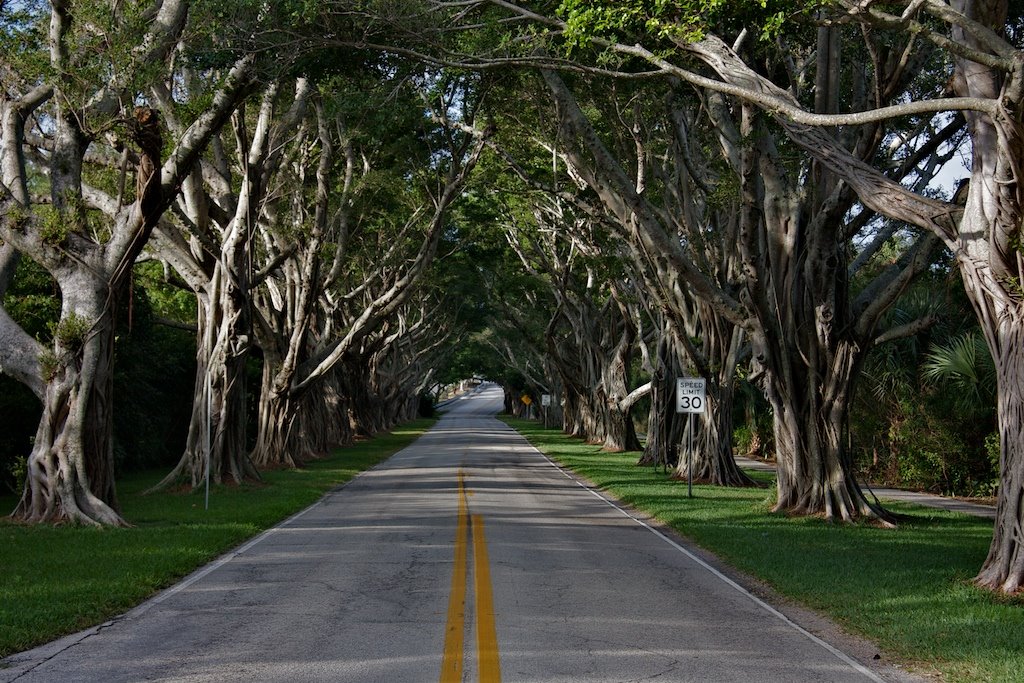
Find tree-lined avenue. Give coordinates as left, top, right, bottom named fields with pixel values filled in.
left=3, top=385, right=906, bottom=682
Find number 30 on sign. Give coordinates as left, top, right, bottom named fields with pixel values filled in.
left=675, top=378, right=706, bottom=414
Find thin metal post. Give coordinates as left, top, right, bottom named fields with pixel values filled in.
left=205, top=365, right=211, bottom=511
left=687, top=413, right=693, bottom=498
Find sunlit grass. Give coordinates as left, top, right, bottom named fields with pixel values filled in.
left=503, top=417, right=1020, bottom=683
left=0, top=419, right=435, bottom=659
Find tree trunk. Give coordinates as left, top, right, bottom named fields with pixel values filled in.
left=600, top=311, right=641, bottom=452
left=150, top=270, right=257, bottom=490
left=943, top=0, right=1024, bottom=594
left=12, top=103, right=163, bottom=526
left=321, top=371, right=354, bottom=446
left=758, top=336, right=888, bottom=522
left=503, top=387, right=515, bottom=415
left=602, top=398, right=640, bottom=451
left=342, top=357, right=386, bottom=436
left=15, top=284, right=125, bottom=525
left=639, top=343, right=685, bottom=469
left=670, top=314, right=755, bottom=487
left=673, top=374, right=755, bottom=487
left=251, top=384, right=303, bottom=469
left=294, top=391, right=332, bottom=459
left=971, top=300, right=1024, bottom=593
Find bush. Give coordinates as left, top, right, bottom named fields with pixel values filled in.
left=733, top=378, right=774, bottom=459
left=884, top=400, right=995, bottom=496
left=4, top=456, right=27, bottom=498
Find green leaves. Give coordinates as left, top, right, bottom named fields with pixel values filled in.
left=556, top=0, right=824, bottom=48
left=923, top=331, right=997, bottom=415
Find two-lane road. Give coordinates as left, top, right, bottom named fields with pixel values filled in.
left=2, top=385, right=912, bottom=682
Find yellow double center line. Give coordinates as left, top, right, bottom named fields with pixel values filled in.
left=440, top=470, right=501, bottom=683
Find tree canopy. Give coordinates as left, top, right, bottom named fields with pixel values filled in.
left=2, top=0, right=1024, bottom=595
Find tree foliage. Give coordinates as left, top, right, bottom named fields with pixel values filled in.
left=557, top=0, right=823, bottom=46
left=0, top=0, right=1019, bottom=601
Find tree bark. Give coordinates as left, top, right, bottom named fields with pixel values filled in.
left=149, top=272, right=257, bottom=490
left=672, top=324, right=754, bottom=487
left=639, top=331, right=685, bottom=469
left=15, top=283, right=124, bottom=525
left=252, top=381, right=304, bottom=469
left=600, top=301, right=641, bottom=452
left=12, top=101, right=162, bottom=525
left=148, top=76, right=299, bottom=488
left=974, top=306, right=1024, bottom=593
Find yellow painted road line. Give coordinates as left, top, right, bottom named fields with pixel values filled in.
left=440, top=471, right=469, bottom=683
left=472, top=514, right=501, bottom=683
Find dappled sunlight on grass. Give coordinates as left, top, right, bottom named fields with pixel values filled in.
left=503, top=417, right=1020, bottom=683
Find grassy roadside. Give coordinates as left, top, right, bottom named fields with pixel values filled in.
left=502, top=417, right=1022, bottom=683
left=0, top=418, right=435, bottom=660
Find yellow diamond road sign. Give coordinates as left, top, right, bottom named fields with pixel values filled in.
left=521, top=394, right=533, bottom=406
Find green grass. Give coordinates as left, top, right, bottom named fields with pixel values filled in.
left=503, top=417, right=1022, bottom=683
left=0, top=419, right=435, bottom=659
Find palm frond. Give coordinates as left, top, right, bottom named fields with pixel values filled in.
left=922, top=331, right=996, bottom=415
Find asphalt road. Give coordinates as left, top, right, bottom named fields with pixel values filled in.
left=2, top=384, right=912, bottom=682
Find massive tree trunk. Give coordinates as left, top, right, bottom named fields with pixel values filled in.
left=6, top=47, right=252, bottom=524
left=319, top=371, right=354, bottom=447
left=148, top=77, right=305, bottom=489
left=13, top=101, right=164, bottom=525
left=736, top=99, right=885, bottom=519
left=15, top=283, right=124, bottom=525
left=544, top=302, right=626, bottom=446
left=339, top=354, right=387, bottom=437
left=974, top=306, right=1024, bottom=593
left=945, top=0, right=1024, bottom=594
left=546, top=318, right=600, bottom=440
left=150, top=272, right=257, bottom=490
left=639, top=331, right=685, bottom=469
left=669, top=306, right=754, bottom=487
left=599, top=302, right=641, bottom=452
left=755, top=334, right=881, bottom=520
left=250, top=299, right=331, bottom=469
left=251, top=369, right=306, bottom=469
left=673, top=339, right=753, bottom=486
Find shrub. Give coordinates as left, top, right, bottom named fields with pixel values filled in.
left=885, top=400, right=995, bottom=496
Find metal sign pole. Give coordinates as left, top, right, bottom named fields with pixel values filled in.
left=676, top=377, right=705, bottom=498
left=205, top=370, right=211, bottom=510
left=687, top=413, right=693, bottom=498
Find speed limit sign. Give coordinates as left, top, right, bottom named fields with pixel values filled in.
left=676, top=378, right=706, bottom=414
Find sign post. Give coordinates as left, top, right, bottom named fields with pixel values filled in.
left=676, top=378, right=707, bottom=498
left=541, top=394, right=551, bottom=427
left=521, top=393, right=533, bottom=419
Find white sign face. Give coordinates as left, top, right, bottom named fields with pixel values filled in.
left=676, top=378, right=707, bottom=414
left=541, top=394, right=552, bottom=407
